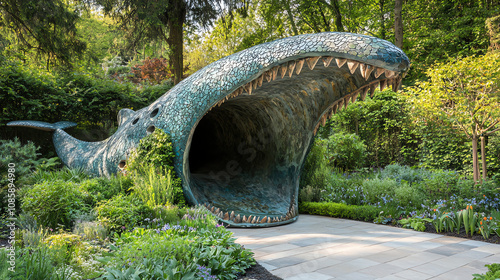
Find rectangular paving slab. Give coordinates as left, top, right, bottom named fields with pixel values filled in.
left=229, top=215, right=497, bottom=279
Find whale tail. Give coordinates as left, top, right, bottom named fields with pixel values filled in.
left=7, top=120, right=77, bottom=131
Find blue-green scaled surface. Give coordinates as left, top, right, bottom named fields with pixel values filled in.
left=8, top=32, right=410, bottom=227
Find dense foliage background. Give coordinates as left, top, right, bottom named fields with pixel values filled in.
left=1, top=0, right=499, bottom=178
left=1, top=1, right=500, bottom=278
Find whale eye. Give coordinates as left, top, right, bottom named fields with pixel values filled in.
left=146, top=125, right=155, bottom=134
left=132, top=118, right=140, bottom=125
left=118, top=160, right=126, bottom=169
left=150, top=108, right=160, bottom=118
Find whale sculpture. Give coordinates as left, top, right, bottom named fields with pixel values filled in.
left=8, top=32, right=410, bottom=227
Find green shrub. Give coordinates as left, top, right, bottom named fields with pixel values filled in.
left=131, top=165, right=180, bottom=208
left=415, top=170, right=461, bottom=198
left=95, top=194, right=152, bottom=232
left=322, top=174, right=364, bottom=205
left=107, top=212, right=254, bottom=280
left=21, top=180, right=86, bottom=229
left=325, top=132, right=366, bottom=171
left=394, top=184, right=425, bottom=208
left=127, top=129, right=185, bottom=206
left=0, top=139, right=59, bottom=212
left=0, top=249, right=9, bottom=279
left=299, top=202, right=380, bottom=221
left=127, top=129, right=175, bottom=173
left=73, top=221, right=107, bottom=241
left=0, top=61, right=172, bottom=150
left=362, top=177, right=399, bottom=204
left=379, top=163, right=429, bottom=185
left=30, top=167, right=91, bottom=185
left=473, top=263, right=500, bottom=280
left=300, top=139, right=331, bottom=201
left=79, top=175, right=130, bottom=207
left=299, top=185, right=322, bottom=203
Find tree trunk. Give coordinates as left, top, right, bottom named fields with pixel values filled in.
left=481, top=136, right=487, bottom=180
left=379, top=0, right=386, bottom=39
left=166, top=0, right=186, bottom=85
left=394, top=0, right=403, bottom=49
left=331, top=0, right=345, bottom=32
left=472, top=135, right=479, bottom=183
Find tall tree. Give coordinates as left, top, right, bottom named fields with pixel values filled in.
left=394, top=0, right=403, bottom=49
left=95, top=0, right=243, bottom=84
left=408, top=52, right=500, bottom=182
left=0, top=0, right=86, bottom=68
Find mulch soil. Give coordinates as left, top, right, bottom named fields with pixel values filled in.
left=237, top=262, right=283, bottom=280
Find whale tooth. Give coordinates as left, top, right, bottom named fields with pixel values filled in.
left=332, top=103, right=338, bottom=114
left=280, top=64, right=288, bottom=78
left=245, top=83, right=253, bottom=95
left=380, top=80, right=387, bottom=91
left=242, top=215, right=247, bottom=223
left=375, top=67, right=385, bottom=78
left=387, top=78, right=394, bottom=87
left=257, top=75, right=264, bottom=87
left=369, top=83, right=377, bottom=97
left=307, top=57, right=320, bottom=70
left=261, top=216, right=268, bottom=223
left=335, top=58, right=347, bottom=68
left=230, top=211, right=235, bottom=221
left=264, top=70, right=273, bottom=83
left=337, top=99, right=344, bottom=111
left=360, top=87, right=369, bottom=101
left=385, top=70, right=395, bottom=78
left=328, top=107, right=334, bottom=118
left=253, top=216, right=259, bottom=223
left=343, top=96, right=350, bottom=108
left=248, top=215, right=253, bottom=222
left=288, top=61, right=296, bottom=77
left=295, top=59, right=305, bottom=75
left=365, top=65, right=375, bottom=80
left=224, top=212, right=229, bottom=220
left=347, top=60, right=359, bottom=74
left=272, top=66, right=279, bottom=80
left=235, top=214, right=241, bottom=223
left=211, top=206, right=215, bottom=212
left=313, top=123, right=320, bottom=136
left=362, top=64, right=375, bottom=80
left=360, top=64, right=368, bottom=79
left=392, top=77, right=401, bottom=92
left=351, top=91, right=359, bottom=103
left=322, top=56, right=334, bottom=67
left=321, top=114, right=327, bottom=126
left=215, top=208, right=220, bottom=215
left=253, top=79, right=258, bottom=89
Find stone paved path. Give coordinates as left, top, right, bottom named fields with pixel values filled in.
left=229, top=214, right=500, bottom=280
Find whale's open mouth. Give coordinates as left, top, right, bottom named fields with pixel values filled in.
left=184, top=56, right=405, bottom=227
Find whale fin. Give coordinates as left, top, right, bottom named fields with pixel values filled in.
left=7, top=120, right=77, bottom=131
